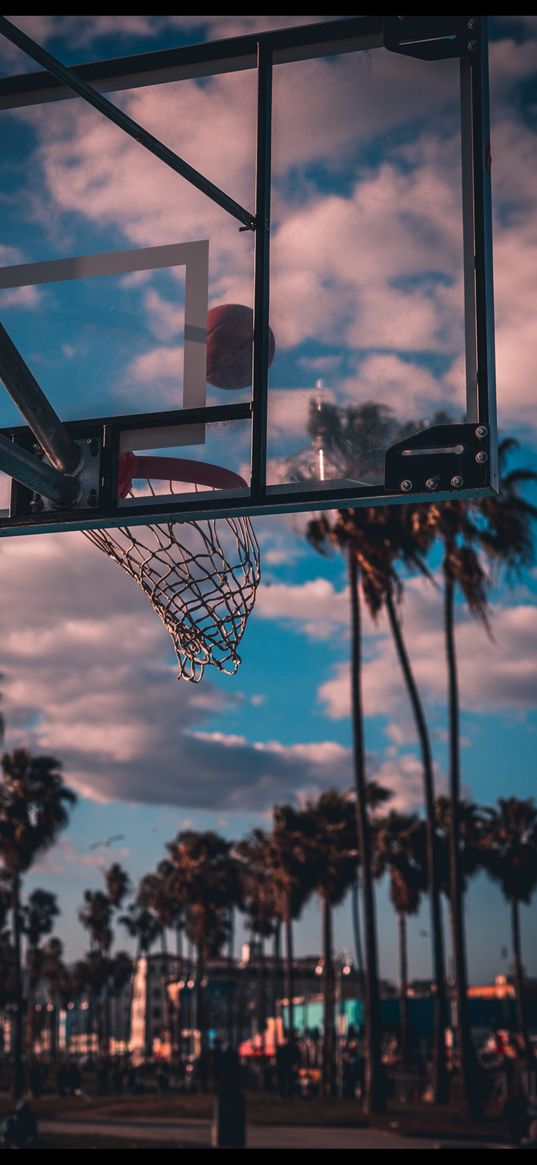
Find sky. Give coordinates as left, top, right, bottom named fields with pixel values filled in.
left=0, top=15, right=536, bottom=985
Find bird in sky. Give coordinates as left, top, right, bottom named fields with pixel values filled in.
left=89, top=834, right=125, bottom=851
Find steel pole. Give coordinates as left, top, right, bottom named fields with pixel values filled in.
left=0, top=431, right=79, bottom=507
left=0, top=322, right=81, bottom=474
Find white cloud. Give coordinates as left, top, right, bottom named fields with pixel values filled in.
left=256, top=577, right=349, bottom=640
left=318, top=579, right=537, bottom=720
left=0, top=531, right=351, bottom=812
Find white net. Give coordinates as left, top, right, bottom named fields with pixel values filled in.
left=83, top=468, right=260, bottom=682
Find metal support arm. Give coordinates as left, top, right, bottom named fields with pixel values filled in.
left=0, top=15, right=256, bottom=231
left=0, top=432, right=79, bottom=507
left=0, top=322, right=81, bottom=474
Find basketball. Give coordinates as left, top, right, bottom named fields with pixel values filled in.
left=206, top=303, right=275, bottom=390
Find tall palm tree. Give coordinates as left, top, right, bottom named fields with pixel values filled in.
left=40, top=936, right=66, bottom=1060
left=138, top=868, right=180, bottom=1048
left=476, top=437, right=537, bottom=579
left=119, top=900, right=162, bottom=1058
left=301, top=790, right=357, bottom=1097
left=109, top=950, right=133, bottom=1052
left=0, top=749, right=76, bottom=1096
left=79, top=889, right=117, bottom=1050
left=0, top=876, right=16, bottom=1010
left=307, top=511, right=384, bottom=1112
left=166, top=831, right=240, bottom=1087
left=23, top=888, right=59, bottom=1054
left=354, top=503, right=450, bottom=1103
left=423, top=498, right=489, bottom=1117
left=261, top=807, right=313, bottom=1041
left=374, top=811, right=427, bottom=1066
left=479, top=798, right=537, bottom=1071
left=425, top=436, right=536, bottom=1112
left=235, top=832, right=278, bottom=1060
left=304, top=397, right=440, bottom=1113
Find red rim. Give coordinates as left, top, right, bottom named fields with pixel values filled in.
left=118, top=451, right=247, bottom=499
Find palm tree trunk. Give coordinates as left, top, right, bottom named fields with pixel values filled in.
left=444, top=569, right=480, bottom=1117
left=228, top=906, right=235, bottom=963
left=321, top=897, right=335, bottom=1098
left=398, top=912, right=409, bottom=1068
left=11, top=869, right=24, bottom=1098
left=196, top=944, right=209, bottom=1091
left=273, top=922, right=282, bottom=1044
left=511, top=897, right=530, bottom=1071
left=50, top=1000, right=58, bottom=1062
left=258, top=937, right=267, bottom=1062
left=348, top=549, right=384, bottom=1113
left=351, top=878, right=364, bottom=981
left=284, top=914, right=295, bottom=1037
left=145, top=951, right=152, bottom=1059
left=385, top=589, right=449, bottom=1102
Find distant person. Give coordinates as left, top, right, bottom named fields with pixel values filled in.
left=276, top=1037, right=300, bottom=1098
left=56, top=1062, right=69, bottom=1097
left=3, top=1100, right=39, bottom=1148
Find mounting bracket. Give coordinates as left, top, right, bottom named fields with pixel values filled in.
left=385, top=423, right=490, bottom=496
left=383, top=16, right=480, bottom=61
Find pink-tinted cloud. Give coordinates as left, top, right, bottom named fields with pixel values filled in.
left=318, top=578, right=537, bottom=720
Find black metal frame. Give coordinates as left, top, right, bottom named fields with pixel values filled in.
left=0, top=15, right=497, bottom=536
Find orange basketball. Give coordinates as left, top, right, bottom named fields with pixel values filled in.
left=206, top=303, right=276, bottom=390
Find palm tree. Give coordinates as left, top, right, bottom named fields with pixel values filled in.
left=0, top=748, right=76, bottom=1096
left=479, top=798, right=537, bottom=1071
left=374, top=812, right=427, bottom=1066
left=355, top=503, right=450, bottom=1103
left=301, top=790, right=357, bottom=1097
left=120, top=900, right=162, bottom=1058
left=235, top=833, right=278, bottom=1061
left=422, top=497, right=489, bottom=1117
left=109, top=950, right=133, bottom=1052
left=79, top=890, right=113, bottom=953
left=104, top=862, right=131, bottom=912
left=261, top=807, right=313, bottom=1041
left=0, top=876, right=16, bottom=1009
left=476, top=437, right=537, bottom=578
left=138, top=868, right=180, bottom=1049
left=40, top=936, right=67, bottom=1059
left=23, top=888, right=59, bottom=1054
left=307, top=513, right=383, bottom=1111
left=79, top=889, right=115, bottom=1049
left=304, top=397, right=441, bottom=1114
left=166, top=831, right=240, bottom=1087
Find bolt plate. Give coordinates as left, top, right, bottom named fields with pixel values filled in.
left=385, top=422, right=490, bottom=495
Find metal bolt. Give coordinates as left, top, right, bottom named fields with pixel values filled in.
left=475, top=425, right=488, bottom=439
left=451, top=475, right=464, bottom=489
left=32, top=443, right=44, bottom=458
left=30, top=494, right=44, bottom=512
left=467, top=40, right=478, bottom=52
left=475, top=450, right=488, bottom=464
left=87, top=489, right=98, bottom=507
left=400, top=479, right=413, bottom=493
left=425, top=477, right=438, bottom=491
left=87, top=437, right=99, bottom=456
left=467, top=17, right=478, bottom=30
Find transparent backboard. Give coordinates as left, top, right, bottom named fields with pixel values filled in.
left=0, top=16, right=497, bottom=534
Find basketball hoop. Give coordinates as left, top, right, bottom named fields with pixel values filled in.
left=83, top=453, right=260, bottom=683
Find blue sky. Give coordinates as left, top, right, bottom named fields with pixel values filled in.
left=0, top=16, right=536, bottom=984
